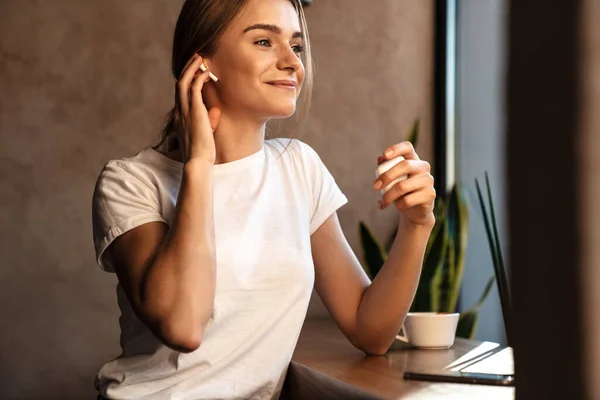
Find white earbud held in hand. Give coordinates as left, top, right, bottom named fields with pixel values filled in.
left=200, top=63, right=219, bottom=82
left=376, top=156, right=407, bottom=194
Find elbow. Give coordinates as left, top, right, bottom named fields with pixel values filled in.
left=351, top=335, right=391, bottom=356
left=357, top=341, right=389, bottom=356
left=142, top=300, right=213, bottom=353
left=161, top=325, right=204, bottom=353
left=361, top=346, right=389, bottom=357
left=173, top=337, right=202, bottom=354
left=138, top=296, right=213, bottom=353
left=154, top=318, right=205, bottom=353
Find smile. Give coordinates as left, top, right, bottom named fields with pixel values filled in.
left=267, top=83, right=297, bottom=91
left=266, top=79, right=298, bottom=91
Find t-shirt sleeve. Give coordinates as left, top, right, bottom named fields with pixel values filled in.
left=91, top=161, right=168, bottom=273
left=297, top=141, right=348, bottom=235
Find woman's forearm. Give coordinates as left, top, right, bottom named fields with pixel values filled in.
left=355, top=215, right=434, bottom=355
left=143, top=158, right=217, bottom=351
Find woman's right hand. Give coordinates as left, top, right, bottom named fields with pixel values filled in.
left=174, top=53, right=222, bottom=164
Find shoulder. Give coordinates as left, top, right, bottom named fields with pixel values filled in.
left=95, top=153, right=146, bottom=191
left=96, top=148, right=177, bottom=188
left=93, top=148, right=176, bottom=204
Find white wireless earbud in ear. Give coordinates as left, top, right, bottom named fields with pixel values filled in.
left=200, top=63, right=219, bottom=82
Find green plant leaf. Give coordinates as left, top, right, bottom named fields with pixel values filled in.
left=413, top=217, right=448, bottom=312
left=425, top=201, right=445, bottom=257
left=359, top=221, right=387, bottom=279
left=434, top=196, right=446, bottom=220
left=456, top=310, right=479, bottom=339
left=446, top=184, right=469, bottom=313
left=429, top=247, right=445, bottom=313
left=407, top=119, right=420, bottom=148
left=441, top=236, right=456, bottom=312
left=456, top=276, right=495, bottom=339
left=468, top=276, right=496, bottom=313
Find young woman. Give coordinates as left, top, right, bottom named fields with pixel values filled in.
left=92, top=0, right=436, bottom=398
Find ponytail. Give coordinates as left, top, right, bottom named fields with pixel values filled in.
left=152, top=107, right=179, bottom=153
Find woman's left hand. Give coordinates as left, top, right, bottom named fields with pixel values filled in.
left=373, top=141, right=436, bottom=226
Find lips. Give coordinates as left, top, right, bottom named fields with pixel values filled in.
left=267, top=80, right=297, bottom=89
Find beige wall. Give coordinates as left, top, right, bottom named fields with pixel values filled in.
left=0, top=1, right=433, bottom=398
left=581, top=0, right=600, bottom=397
left=300, top=0, right=434, bottom=317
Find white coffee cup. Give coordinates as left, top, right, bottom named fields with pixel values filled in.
left=395, top=312, right=459, bottom=349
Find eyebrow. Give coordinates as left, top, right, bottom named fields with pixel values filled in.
left=242, top=24, right=304, bottom=40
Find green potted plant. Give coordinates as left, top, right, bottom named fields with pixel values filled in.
left=359, top=120, right=503, bottom=339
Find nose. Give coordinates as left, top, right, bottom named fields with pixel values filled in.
left=276, top=45, right=302, bottom=73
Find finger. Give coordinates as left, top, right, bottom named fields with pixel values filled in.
left=382, top=141, right=420, bottom=161
left=189, top=70, right=211, bottom=112
left=193, top=68, right=212, bottom=83
left=175, top=53, right=199, bottom=96
left=373, top=160, right=431, bottom=191
left=177, top=54, right=205, bottom=116
left=380, top=174, right=434, bottom=209
left=181, top=53, right=200, bottom=78
left=175, top=53, right=200, bottom=110
left=390, top=188, right=436, bottom=212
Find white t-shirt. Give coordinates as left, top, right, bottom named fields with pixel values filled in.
left=91, top=138, right=348, bottom=400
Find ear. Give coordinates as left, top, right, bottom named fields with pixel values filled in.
left=201, top=56, right=214, bottom=71
left=200, top=57, right=219, bottom=82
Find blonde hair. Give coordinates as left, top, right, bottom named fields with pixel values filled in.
left=152, top=0, right=314, bottom=153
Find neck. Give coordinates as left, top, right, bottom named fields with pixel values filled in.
left=162, top=110, right=267, bottom=164
left=213, top=111, right=266, bottom=165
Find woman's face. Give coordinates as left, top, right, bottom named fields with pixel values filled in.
left=205, top=0, right=306, bottom=120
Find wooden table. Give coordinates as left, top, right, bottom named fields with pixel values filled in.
left=281, top=318, right=515, bottom=399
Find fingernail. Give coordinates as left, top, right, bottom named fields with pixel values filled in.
left=373, top=180, right=383, bottom=190
left=385, top=149, right=393, bottom=157
left=378, top=200, right=383, bottom=209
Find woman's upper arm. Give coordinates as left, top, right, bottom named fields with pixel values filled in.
left=311, top=212, right=371, bottom=345
left=104, top=221, right=168, bottom=321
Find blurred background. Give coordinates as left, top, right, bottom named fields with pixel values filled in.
left=0, top=0, right=597, bottom=398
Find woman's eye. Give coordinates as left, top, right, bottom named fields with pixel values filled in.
left=255, top=39, right=271, bottom=47
left=292, top=44, right=305, bottom=54
left=255, top=39, right=304, bottom=54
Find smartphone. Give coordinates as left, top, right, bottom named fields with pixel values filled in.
left=403, top=371, right=515, bottom=387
